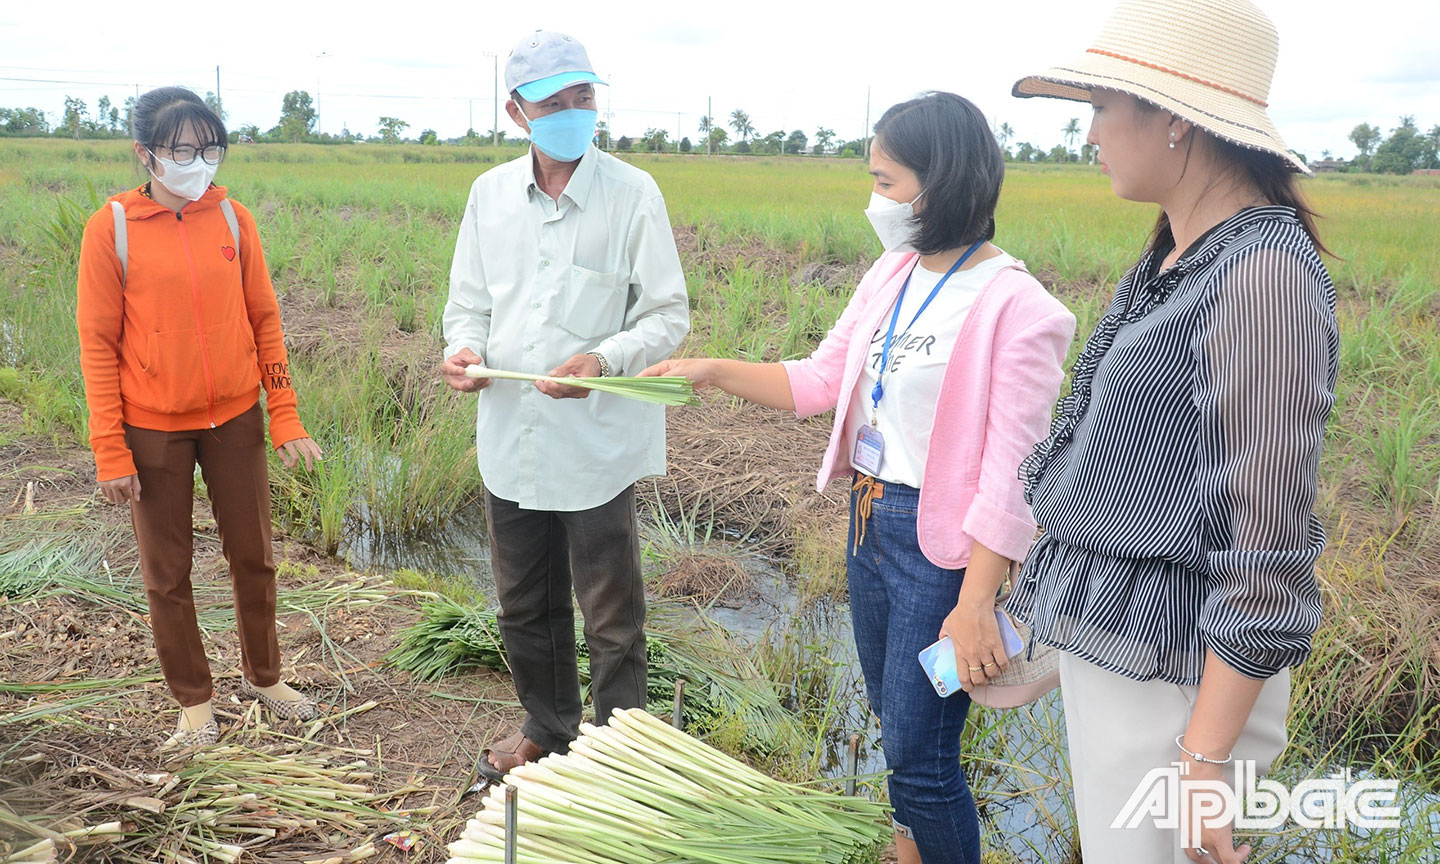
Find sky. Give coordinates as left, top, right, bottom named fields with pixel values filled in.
left=2, top=0, right=1438, bottom=160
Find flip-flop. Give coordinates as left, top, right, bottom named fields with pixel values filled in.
left=475, top=733, right=546, bottom=783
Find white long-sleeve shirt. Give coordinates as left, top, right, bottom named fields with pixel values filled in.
left=443, top=146, right=690, bottom=512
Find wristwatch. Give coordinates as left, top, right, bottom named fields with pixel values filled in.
left=585, top=352, right=611, bottom=377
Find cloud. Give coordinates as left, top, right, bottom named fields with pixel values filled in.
left=640, top=22, right=720, bottom=46
left=1373, top=51, right=1440, bottom=85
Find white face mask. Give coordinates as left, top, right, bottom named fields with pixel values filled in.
left=147, top=151, right=218, bottom=201
left=864, top=190, right=922, bottom=253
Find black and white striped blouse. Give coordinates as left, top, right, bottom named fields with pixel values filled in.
left=1005, top=206, right=1339, bottom=685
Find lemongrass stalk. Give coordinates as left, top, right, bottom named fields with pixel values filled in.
left=61, top=822, right=124, bottom=840
left=580, top=724, right=760, bottom=800
left=0, top=839, right=54, bottom=864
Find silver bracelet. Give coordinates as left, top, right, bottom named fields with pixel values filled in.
left=585, top=352, right=611, bottom=377
left=1175, top=735, right=1232, bottom=765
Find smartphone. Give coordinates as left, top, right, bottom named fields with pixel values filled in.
left=918, top=610, right=1026, bottom=698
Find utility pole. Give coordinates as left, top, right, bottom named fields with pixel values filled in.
left=707, top=96, right=712, bottom=155
left=483, top=52, right=499, bottom=146
left=314, top=51, right=331, bottom=136
left=676, top=111, right=681, bottom=153
left=864, top=86, right=871, bottom=158
left=468, top=99, right=473, bottom=135
left=215, top=66, right=221, bottom=119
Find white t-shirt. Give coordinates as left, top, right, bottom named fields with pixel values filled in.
left=844, top=250, right=1016, bottom=487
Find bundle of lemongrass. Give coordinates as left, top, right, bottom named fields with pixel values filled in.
left=446, top=708, right=889, bottom=864
left=463, top=366, right=700, bottom=406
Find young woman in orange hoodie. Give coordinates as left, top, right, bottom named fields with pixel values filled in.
left=76, top=87, right=322, bottom=747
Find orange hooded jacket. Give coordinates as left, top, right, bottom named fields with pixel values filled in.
left=76, top=184, right=307, bottom=482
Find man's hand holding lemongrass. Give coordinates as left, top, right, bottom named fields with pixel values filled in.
left=537, top=352, right=601, bottom=399
left=442, top=347, right=491, bottom=393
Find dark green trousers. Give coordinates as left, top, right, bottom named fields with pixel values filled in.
left=482, top=485, right=647, bottom=753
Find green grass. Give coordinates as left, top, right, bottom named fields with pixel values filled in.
left=2, top=139, right=1438, bottom=863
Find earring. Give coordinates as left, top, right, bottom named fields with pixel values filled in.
left=1168, top=133, right=1177, bottom=150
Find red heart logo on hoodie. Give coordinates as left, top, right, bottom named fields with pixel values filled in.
left=221, top=246, right=236, bottom=262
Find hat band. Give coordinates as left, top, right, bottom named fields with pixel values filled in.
left=1085, top=48, right=1268, bottom=107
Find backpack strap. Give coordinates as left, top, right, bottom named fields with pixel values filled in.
left=110, top=198, right=241, bottom=287
left=219, top=198, right=241, bottom=262
left=110, top=201, right=128, bottom=285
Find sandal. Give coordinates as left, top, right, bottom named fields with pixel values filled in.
left=476, top=731, right=547, bottom=783
left=162, top=718, right=219, bottom=750
left=240, top=679, right=318, bottom=722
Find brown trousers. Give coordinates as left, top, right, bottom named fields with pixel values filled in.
left=484, top=486, right=647, bottom=753
left=124, top=402, right=280, bottom=707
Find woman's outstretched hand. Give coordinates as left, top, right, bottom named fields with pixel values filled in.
left=639, top=358, right=721, bottom=389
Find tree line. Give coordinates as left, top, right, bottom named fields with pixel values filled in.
left=6, top=93, right=1437, bottom=174
left=1343, top=117, right=1440, bottom=173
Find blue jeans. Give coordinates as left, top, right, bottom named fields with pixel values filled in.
left=847, top=477, right=981, bottom=864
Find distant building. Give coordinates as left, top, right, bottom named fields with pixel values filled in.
left=1414, top=168, right=1440, bottom=176
left=1311, top=159, right=1346, bottom=173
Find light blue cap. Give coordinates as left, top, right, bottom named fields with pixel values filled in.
left=505, top=31, right=607, bottom=102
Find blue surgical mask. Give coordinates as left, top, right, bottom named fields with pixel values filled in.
left=521, top=107, right=597, bottom=162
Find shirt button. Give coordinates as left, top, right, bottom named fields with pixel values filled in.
left=540, top=259, right=550, bottom=267
left=531, top=301, right=542, bottom=309
left=525, top=343, right=535, bottom=351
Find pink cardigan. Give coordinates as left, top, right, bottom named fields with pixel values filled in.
left=782, top=250, right=1075, bottom=569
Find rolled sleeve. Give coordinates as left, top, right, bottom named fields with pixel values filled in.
left=1193, top=241, right=1337, bottom=679
left=593, top=194, right=688, bottom=375
left=963, top=308, right=1074, bottom=561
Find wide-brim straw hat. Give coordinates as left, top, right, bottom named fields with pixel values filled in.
left=1013, top=0, right=1310, bottom=174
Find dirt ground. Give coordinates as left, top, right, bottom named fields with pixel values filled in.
left=0, top=383, right=853, bottom=862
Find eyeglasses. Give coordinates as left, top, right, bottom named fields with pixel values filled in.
left=156, top=144, right=227, bottom=166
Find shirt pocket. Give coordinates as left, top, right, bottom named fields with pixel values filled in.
left=558, top=265, right=627, bottom=340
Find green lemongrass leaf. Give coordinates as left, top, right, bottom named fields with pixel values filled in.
left=463, top=366, right=700, bottom=407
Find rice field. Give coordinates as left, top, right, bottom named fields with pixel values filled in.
left=1, top=138, right=1437, bottom=863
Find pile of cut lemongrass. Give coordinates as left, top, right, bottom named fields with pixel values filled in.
left=464, top=366, right=700, bottom=406
left=1, top=741, right=406, bottom=864
left=447, top=708, right=889, bottom=864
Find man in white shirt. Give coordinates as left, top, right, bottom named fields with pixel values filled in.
left=440, top=30, right=689, bottom=781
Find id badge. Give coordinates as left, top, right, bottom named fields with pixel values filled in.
left=852, top=424, right=884, bottom=476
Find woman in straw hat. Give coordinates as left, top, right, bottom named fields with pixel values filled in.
left=1006, top=1, right=1338, bottom=862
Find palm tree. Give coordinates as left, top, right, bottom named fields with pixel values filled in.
left=698, top=115, right=713, bottom=155
left=814, top=127, right=835, bottom=154
left=997, top=122, right=1014, bottom=150
left=729, top=109, right=755, bottom=143
left=1062, top=118, right=1081, bottom=160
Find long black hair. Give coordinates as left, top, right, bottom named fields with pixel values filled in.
left=1139, top=102, right=1329, bottom=257
left=873, top=92, right=1004, bottom=255
left=132, top=87, right=227, bottom=165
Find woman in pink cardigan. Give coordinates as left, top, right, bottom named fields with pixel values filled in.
left=644, top=92, right=1074, bottom=863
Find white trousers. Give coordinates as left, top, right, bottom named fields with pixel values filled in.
left=1059, top=652, right=1290, bottom=863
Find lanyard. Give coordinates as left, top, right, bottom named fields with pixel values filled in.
left=870, top=240, right=985, bottom=423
